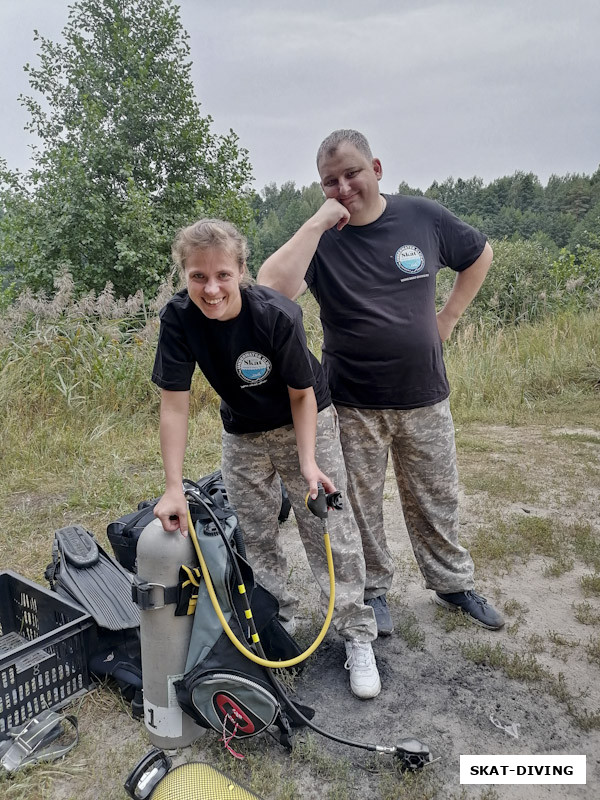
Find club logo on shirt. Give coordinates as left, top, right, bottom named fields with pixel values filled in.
left=236, top=351, right=272, bottom=386
left=394, top=245, right=425, bottom=275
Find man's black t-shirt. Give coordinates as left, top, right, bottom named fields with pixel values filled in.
left=152, top=284, right=330, bottom=434
left=305, top=194, right=487, bottom=409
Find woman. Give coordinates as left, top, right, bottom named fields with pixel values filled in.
left=152, top=218, right=379, bottom=699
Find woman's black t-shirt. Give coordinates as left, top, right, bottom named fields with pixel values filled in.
left=152, top=284, right=330, bottom=434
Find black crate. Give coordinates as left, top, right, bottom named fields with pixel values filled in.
left=0, top=570, right=94, bottom=734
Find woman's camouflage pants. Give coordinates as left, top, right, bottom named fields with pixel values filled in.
left=221, top=405, right=377, bottom=642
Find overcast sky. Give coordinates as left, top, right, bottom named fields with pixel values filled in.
left=1, top=1, right=598, bottom=195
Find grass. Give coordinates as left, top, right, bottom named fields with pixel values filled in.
left=581, top=574, right=600, bottom=597
left=461, top=463, right=540, bottom=503
left=551, top=432, right=600, bottom=446
left=377, top=765, right=440, bottom=800
left=434, top=605, right=474, bottom=632
left=291, top=734, right=351, bottom=782
left=393, top=606, right=426, bottom=649
left=573, top=601, right=600, bottom=625
left=526, top=633, right=546, bottom=653
left=503, top=599, right=528, bottom=618
left=585, top=637, right=600, bottom=667
left=468, top=516, right=597, bottom=576
left=502, top=600, right=529, bottom=636
left=572, top=524, right=600, bottom=571
left=444, top=310, right=600, bottom=426
left=459, top=641, right=600, bottom=731
left=547, top=630, right=579, bottom=649
left=543, top=553, right=575, bottom=578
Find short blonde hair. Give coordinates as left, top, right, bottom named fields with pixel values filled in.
left=172, top=219, right=252, bottom=285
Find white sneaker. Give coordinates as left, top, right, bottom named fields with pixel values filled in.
left=344, top=640, right=381, bottom=699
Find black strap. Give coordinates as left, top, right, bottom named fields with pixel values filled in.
left=131, top=579, right=179, bottom=610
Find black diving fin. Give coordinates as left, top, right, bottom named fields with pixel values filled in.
left=46, top=525, right=140, bottom=630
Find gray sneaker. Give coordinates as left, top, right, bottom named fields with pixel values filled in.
left=435, top=590, right=505, bottom=630
left=365, top=594, right=394, bottom=636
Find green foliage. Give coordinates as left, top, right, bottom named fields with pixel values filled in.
left=549, top=246, right=600, bottom=312
left=574, top=602, right=600, bottom=626
left=569, top=200, right=600, bottom=250
left=0, top=272, right=221, bottom=426
left=1, top=294, right=157, bottom=419
left=467, top=238, right=557, bottom=325
left=427, top=175, right=486, bottom=216
left=0, top=0, right=253, bottom=297
left=394, top=607, right=426, bottom=649
left=396, top=180, right=423, bottom=197
left=247, top=181, right=324, bottom=275
left=398, top=168, right=600, bottom=249
left=435, top=237, right=600, bottom=329
left=581, top=574, right=600, bottom=597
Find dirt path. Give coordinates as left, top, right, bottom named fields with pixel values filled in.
left=280, top=423, right=600, bottom=799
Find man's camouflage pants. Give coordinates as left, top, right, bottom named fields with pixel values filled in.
left=221, top=405, right=377, bottom=642
left=336, top=399, right=475, bottom=598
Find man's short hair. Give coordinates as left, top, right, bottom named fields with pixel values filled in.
left=316, top=130, right=373, bottom=168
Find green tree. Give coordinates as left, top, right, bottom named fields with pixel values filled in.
left=300, top=182, right=326, bottom=216
left=507, top=172, right=544, bottom=212
left=248, top=181, right=325, bottom=274
left=0, top=0, right=253, bottom=297
left=569, top=201, right=600, bottom=251
left=396, top=181, right=423, bottom=197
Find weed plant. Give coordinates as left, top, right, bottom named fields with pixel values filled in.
left=303, top=292, right=600, bottom=427
left=394, top=608, right=426, bottom=649
left=460, top=641, right=600, bottom=731
left=581, top=574, right=600, bottom=597
left=469, top=516, right=598, bottom=576
left=574, top=602, right=600, bottom=626
left=435, top=239, right=600, bottom=328
left=444, top=311, right=599, bottom=425
left=0, top=275, right=222, bottom=578
left=585, top=637, right=600, bottom=666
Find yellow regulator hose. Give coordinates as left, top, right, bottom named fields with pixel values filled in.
left=187, top=507, right=335, bottom=669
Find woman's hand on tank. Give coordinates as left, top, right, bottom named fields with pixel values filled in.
left=154, top=488, right=189, bottom=536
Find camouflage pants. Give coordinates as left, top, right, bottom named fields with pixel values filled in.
left=335, top=399, right=475, bottom=597
left=221, top=405, right=376, bottom=642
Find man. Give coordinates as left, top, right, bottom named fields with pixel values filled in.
left=258, top=129, right=504, bottom=635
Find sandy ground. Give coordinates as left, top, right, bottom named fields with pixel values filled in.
left=275, top=424, right=600, bottom=799
left=10, top=423, right=598, bottom=800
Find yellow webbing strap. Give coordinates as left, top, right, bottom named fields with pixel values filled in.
left=179, top=564, right=201, bottom=615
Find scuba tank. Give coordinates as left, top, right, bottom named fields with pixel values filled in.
left=132, top=481, right=432, bottom=770
left=136, top=518, right=204, bottom=748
